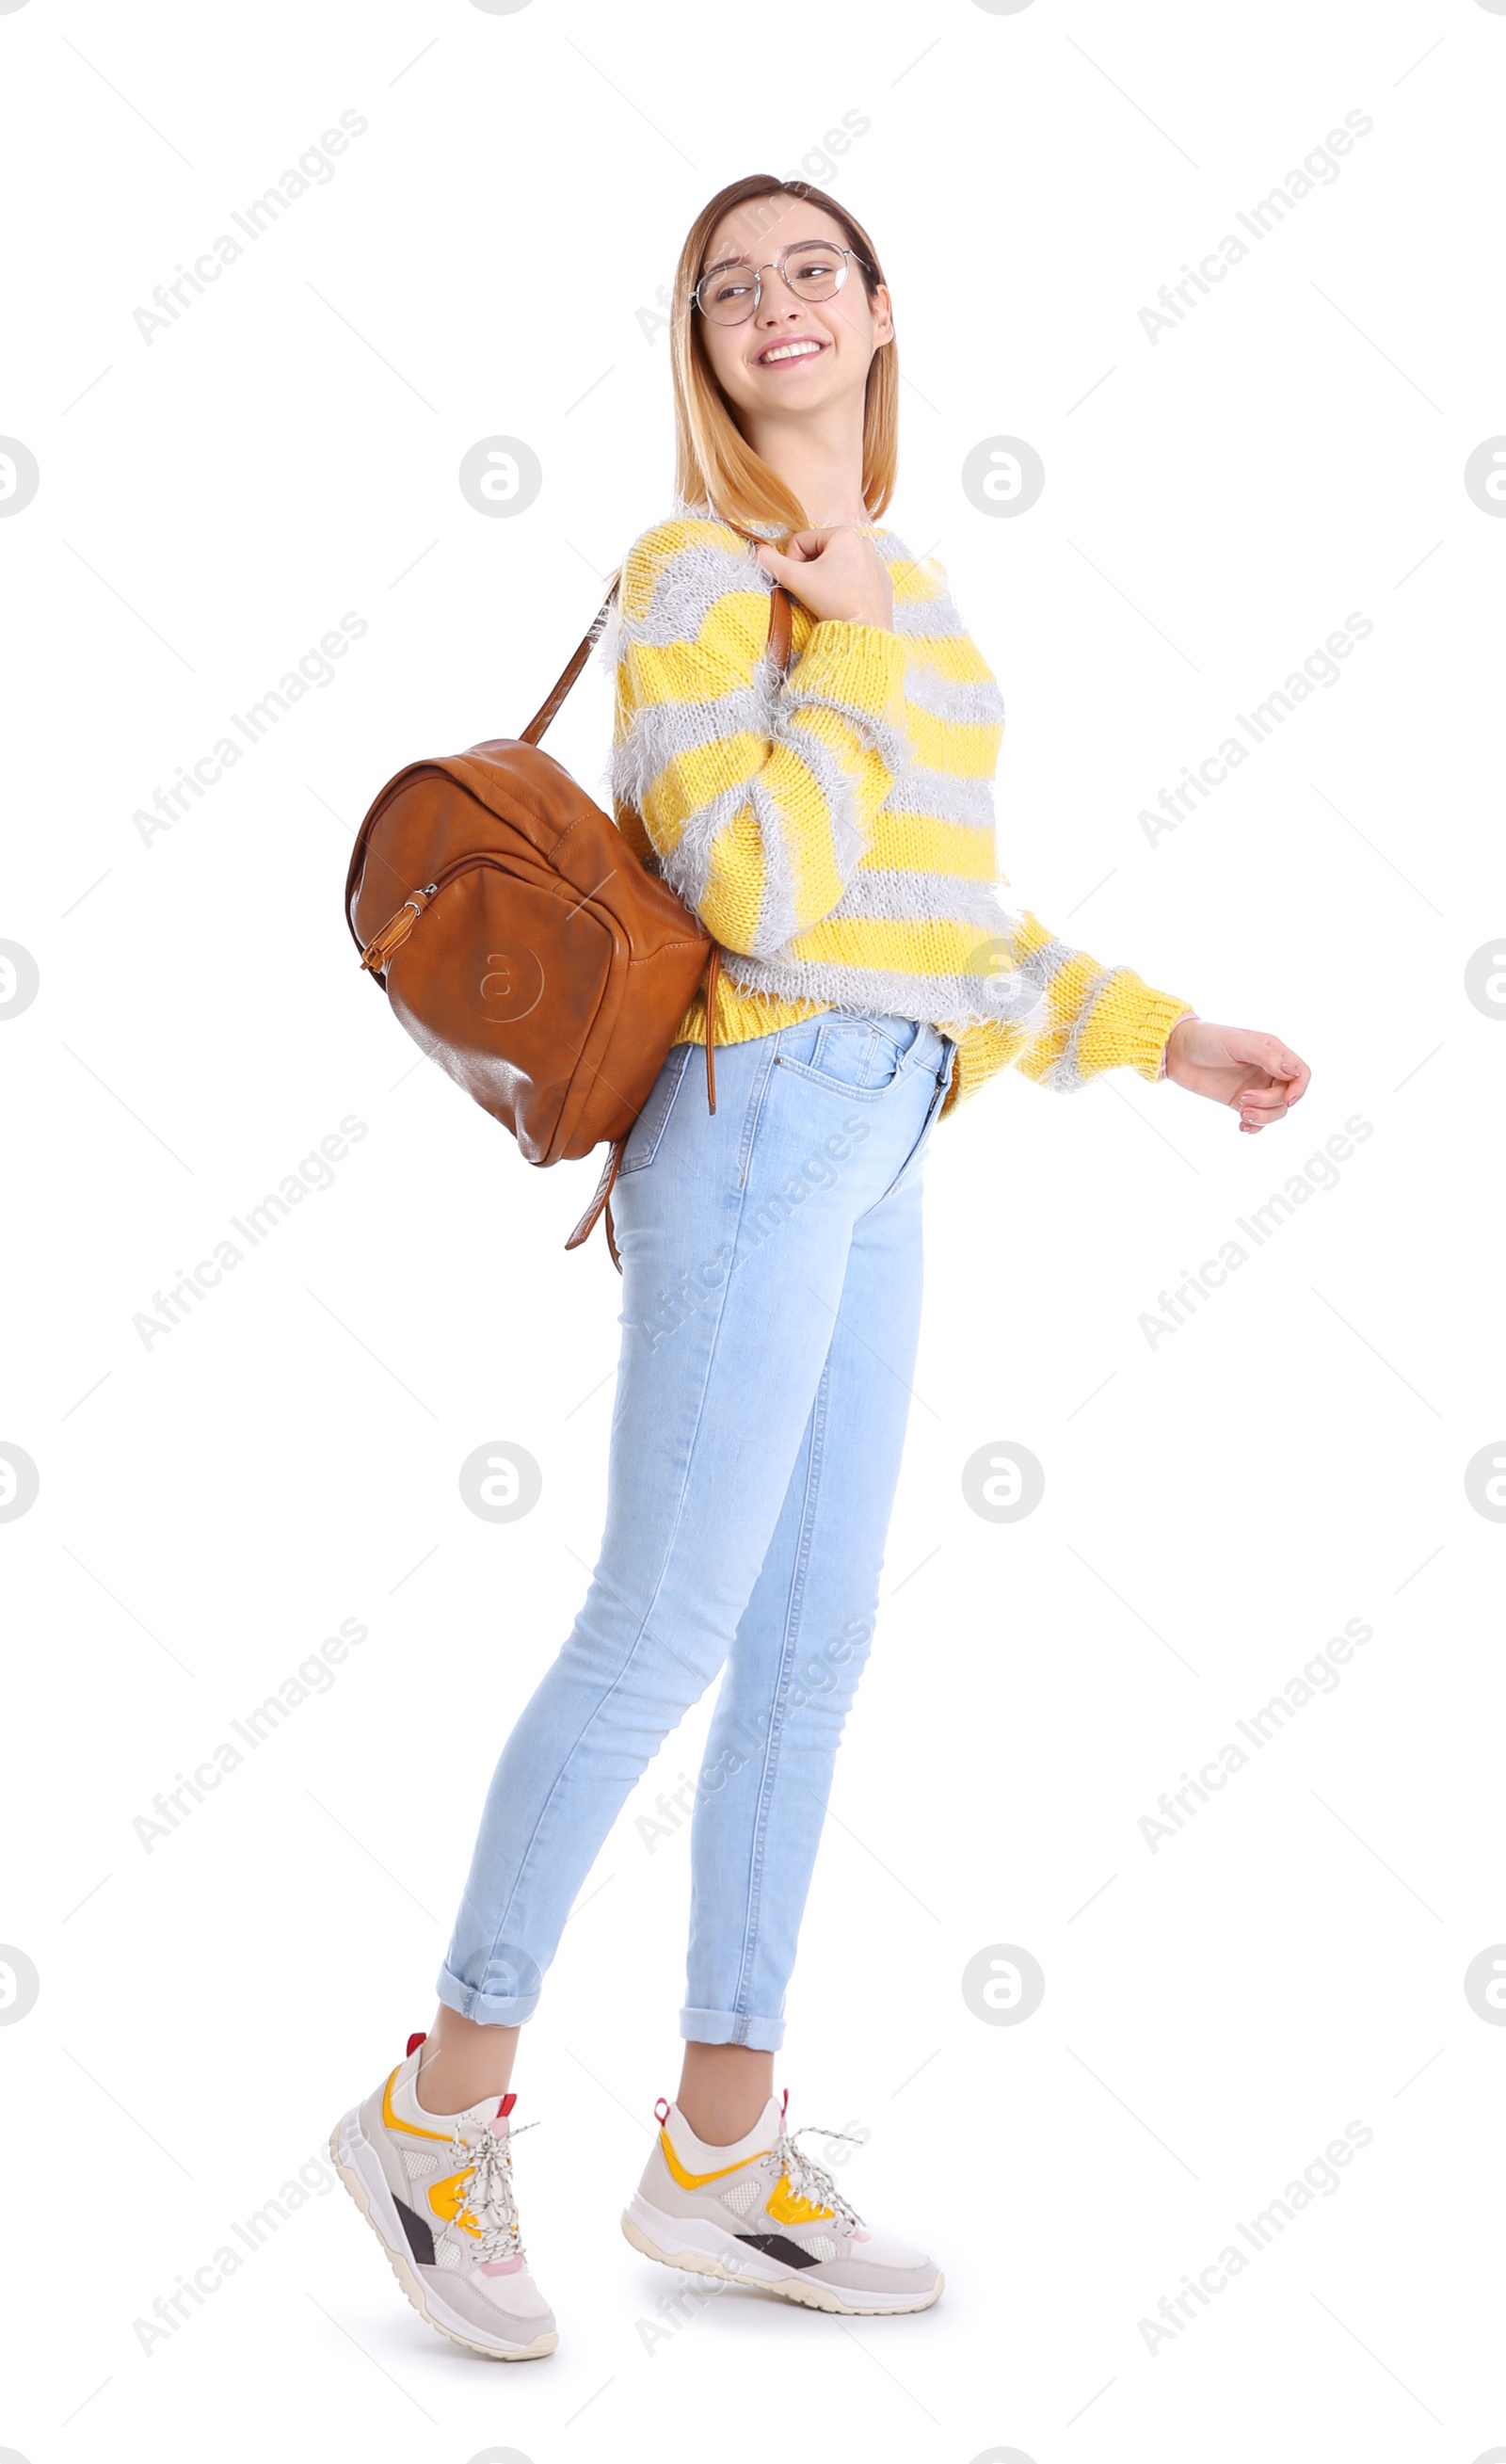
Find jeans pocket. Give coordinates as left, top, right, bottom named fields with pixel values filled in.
left=619, top=1041, right=695, bottom=1173
left=775, top=1013, right=923, bottom=1102
left=874, top=1037, right=956, bottom=1202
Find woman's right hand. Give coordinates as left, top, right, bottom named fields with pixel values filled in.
left=755, top=527, right=894, bottom=632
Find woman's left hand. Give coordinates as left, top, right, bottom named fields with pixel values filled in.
left=1163, top=1016, right=1310, bottom=1133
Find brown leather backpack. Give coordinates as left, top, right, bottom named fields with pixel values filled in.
left=345, top=574, right=792, bottom=1268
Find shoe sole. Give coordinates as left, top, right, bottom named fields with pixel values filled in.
left=620, top=2194, right=943, bottom=2316
left=328, top=2108, right=557, bottom=2362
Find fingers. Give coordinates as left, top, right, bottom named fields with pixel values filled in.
left=757, top=535, right=822, bottom=577
left=1236, top=1082, right=1291, bottom=1132
left=1240, top=1030, right=1309, bottom=1103
left=1276, top=1048, right=1310, bottom=1104
left=1216, top=1031, right=1309, bottom=1131
left=755, top=544, right=802, bottom=586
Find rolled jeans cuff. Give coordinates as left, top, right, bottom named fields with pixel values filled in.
left=436, top=1961, right=540, bottom=2028
left=680, top=2003, right=786, bottom=2052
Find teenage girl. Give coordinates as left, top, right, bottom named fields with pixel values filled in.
left=331, top=173, right=1309, bottom=2359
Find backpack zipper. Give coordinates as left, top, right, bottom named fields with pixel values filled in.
left=358, top=881, right=441, bottom=973
left=360, top=834, right=553, bottom=973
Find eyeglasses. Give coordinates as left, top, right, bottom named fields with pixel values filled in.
left=693, top=238, right=869, bottom=327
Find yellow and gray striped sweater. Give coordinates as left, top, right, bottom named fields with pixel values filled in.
left=607, top=514, right=1192, bottom=1116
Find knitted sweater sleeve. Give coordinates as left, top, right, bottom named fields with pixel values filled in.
left=608, top=517, right=911, bottom=959
left=909, top=555, right=1193, bottom=1115
left=940, top=915, right=1194, bottom=1114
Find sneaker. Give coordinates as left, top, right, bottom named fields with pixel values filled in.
left=329, top=2034, right=557, bottom=2360
left=621, top=2090, right=943, bottom=2315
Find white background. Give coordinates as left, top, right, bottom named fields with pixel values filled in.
left=3, top=1, right=1504, bottom=2457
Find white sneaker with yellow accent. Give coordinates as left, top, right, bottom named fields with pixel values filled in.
left=329, top=2037, right=557, bottom=2360
left=622, top=2091, right=943, bottom=2315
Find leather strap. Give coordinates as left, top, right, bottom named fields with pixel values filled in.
left=519, top=592, right=617, bottom=748
left=541, top=523, right=793, bottom=1270
left=766, top=577, right=792, bottom=673
left=565, top=1135, right=624, bottom=1257
left=521, top=524, right=793, bottom=751
left=703, top=942, right=721, bottom=1113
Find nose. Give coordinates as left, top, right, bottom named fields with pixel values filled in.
left=753, top=267, right=806, bottom=326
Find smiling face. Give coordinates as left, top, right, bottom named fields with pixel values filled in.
left=693, top=193, right=893, bottom=430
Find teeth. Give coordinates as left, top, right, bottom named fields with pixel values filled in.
left=762, top=341, right=823, bottom=363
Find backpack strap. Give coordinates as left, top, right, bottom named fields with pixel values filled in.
left=563, top=950, right=724, bottom=1269
left=521, top=548, right=793, bottom=747
left=565, top=1135, right=625, bottom=1264
left=544, top=539, right=792, bottom=1272
left=519, top=589, right=617, bottom=749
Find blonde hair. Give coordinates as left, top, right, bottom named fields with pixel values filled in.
left=669, top=175, right=898, bottom=537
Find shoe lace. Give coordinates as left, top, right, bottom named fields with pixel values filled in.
left=771, top=2125, right=864, bottom=2236
left=450, top=2117, right=537, bottom=2265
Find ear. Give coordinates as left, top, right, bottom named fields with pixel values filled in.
left=869, top=282, right=895, bottom=349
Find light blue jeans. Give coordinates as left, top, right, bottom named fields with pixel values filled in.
left=439, top=1009, right=957, bottom=2051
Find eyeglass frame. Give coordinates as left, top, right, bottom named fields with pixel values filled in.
left=692, top=238, right=873, bottom=327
